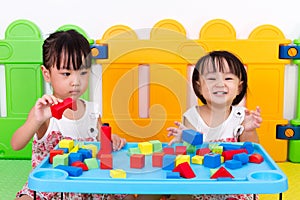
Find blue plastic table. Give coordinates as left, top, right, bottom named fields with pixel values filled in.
left=28, top=142, right=288, bottom=199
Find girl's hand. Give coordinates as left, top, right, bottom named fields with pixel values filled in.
left=34, top=94, right=62, bottom=123
left=111, top=134, right=127, bottom=151
left=166, top=121, right=187, bottom=146
left=243, top=106, right=262, bottom=132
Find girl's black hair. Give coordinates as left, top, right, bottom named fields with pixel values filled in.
left=192, top=50, right=247, bottom=105
left=43, top=29, right=91, bottom=70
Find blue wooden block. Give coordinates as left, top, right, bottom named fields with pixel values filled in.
left=225, top=160, right=242, bottom=169
left=219, top=143, right=241, bottom=151
left=166, top=171, right=180, bottom=179
left=68, top=152, right=83, bottom=165
left=55, top=165, right=83, bottom=176
left=182, top=129, right=203, bottom=145
left=241, top=142, right=254, bottom=154
left=203, top=153, right=221, bottom=168
left=162, top=155, right=176, bottom=170
left=90, top=44, right=108, bottom=59
left=78, top=149, right=93, bottom=160
left=233, top=153, right=249, bottom=165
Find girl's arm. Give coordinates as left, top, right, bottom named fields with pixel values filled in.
left=10, top=95, right=60, bottom=150
left=239, top=106, right=262, bottom=143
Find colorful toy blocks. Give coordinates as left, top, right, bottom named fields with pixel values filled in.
left=182, top=129, right=203, bottom=145
left=191, top=155, right=203, bottom=165
left=127, top=147, right=141, bottom=156
left=149, top=140, right=163, bottom=152
left=203, top=153, right=221, bottom=168
left=222, top=149, right=248, bottom=161
left=152, top=152, right=165, bottom=167
left=53, top=154, right=68, bottom=168
left=68, top=152, right=83, bottom=165
left=162, top=154, right=176, bottom=170
left=50, top=97, right=77, bottom=119
left=163, top=147, right=174, bottom=155
left=77, top=149, right=92, bottom=160
left=84, top=158, right=99, bottom=169
left=99, top=154, right=113, bottom=169
left=241, top=142, right=254, bottom=154
left=55, top=165, right=83, bottom=177
left=210, top=166, right=234, bottom=179
left=138, top=142, right=153, bottom=155
left=225, top=160, right=243, bottom=169
left=130, top=154, right=145, bottom=169
left=175, top=146, right=187, bottom=155
left=183, top=142, right=196, bottom=154
left=166, top=171, right=181, bottom=179
left=49, top=149, right=64, bottom=164
left=233, top=153, right=249, bottom=165
left=173, top=162, right=195, bottom=179
left=175, top=155, right=190, bottom=166
left=59, top=139, right=74, bottom=152
left=196, top=148, right=211, bottom=156
left=249, top=153, right=264, bottom=164
left=71, top=161, right=89, bottom=171
left=98, top=125, right=112, bottom=155
left=110, top=169, right=126, bottom=178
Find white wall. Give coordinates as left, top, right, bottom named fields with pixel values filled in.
left=0, top=0, right=299, bottom=119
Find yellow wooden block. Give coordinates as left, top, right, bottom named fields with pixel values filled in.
left=138, top=142, right=153, bottom=155
left=110, top=169, right=126, bottom=178
left=82, top=144, right=98, bottom=158
left=58, top=139, right=74, bottom=151
left=212, top=146, right=223, bottom=155
left=192, top=155, right=203, bottom=165
left=175, top=155, right=190, bottom=166
left=70, top=144, right=79, bottom=153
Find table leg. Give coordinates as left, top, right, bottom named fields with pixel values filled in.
left=279, top=193, right=283, bottom=200
left=34, top=191, right=36, bottom=200
left=61, top=192, right=63, bottom=200
left=253, top=194, right=256, bottom=199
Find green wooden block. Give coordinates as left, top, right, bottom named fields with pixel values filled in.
left=183, top=141, right=196, bottom=154
left=84, top=158, right=99, bottom=169
left=53, top=154, right=68, bottom=168
left=127, top=147, right=141, bottom=156
left=149, top=140, right=162, bottom=152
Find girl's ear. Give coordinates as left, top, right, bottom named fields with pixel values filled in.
left=238, top=81, right=244, bottom=93
left=41, top=65, right=51, bottom=82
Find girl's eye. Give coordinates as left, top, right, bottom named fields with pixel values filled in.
left=225, top=77, right=233, bottom=80
left=81, top=71, right=88, bottom=75
left=62, top=72, right=71, bottom=76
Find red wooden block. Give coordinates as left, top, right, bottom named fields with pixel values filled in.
left=211, top=166, right=234, bottom=179
left=50, top=98, right=77, bottom=119
left=173, top=162, right=195, bottom=179
left=175, top=146, right=187, bottom=155
left=222, top=149, right=248, bottom=161
left=196, top=148, right=211, bottom=156
left=98, top=126, right=112, bottom=156
left=130, top=154, right=145, bottom=169
left=49, top=149, right=64, bottom=164
left=249, top=153, right=264, bottom=164
left=152, top=152, right=165, bottom=167
left=71, top=161, right=89, bottom=171
left=99, top=154, right=113, bottom=169
left=163, top=147, right=174, bottom=155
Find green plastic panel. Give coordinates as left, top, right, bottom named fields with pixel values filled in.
left=0, top=118, right=31, bottom=159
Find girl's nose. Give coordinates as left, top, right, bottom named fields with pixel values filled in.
left=71, top=75, right=80, bottom=86
left=215, top=76, right=225, bottom=87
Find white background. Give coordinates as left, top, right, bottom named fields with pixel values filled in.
left=0, top=0, right=299, bottom=119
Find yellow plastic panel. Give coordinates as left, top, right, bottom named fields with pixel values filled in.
left=96, top=18, right=290, bottom=161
